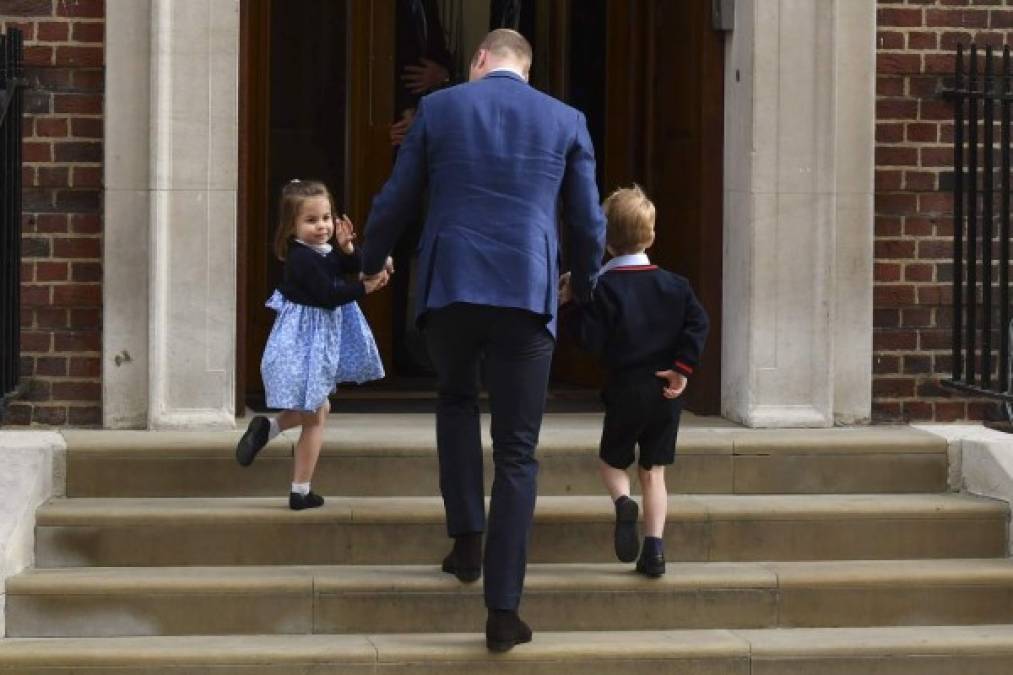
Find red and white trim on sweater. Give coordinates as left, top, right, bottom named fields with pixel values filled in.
left=673, top=360, right=694, bottom=377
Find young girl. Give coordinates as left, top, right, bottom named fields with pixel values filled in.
left=236, top=179, right=389, bottom=510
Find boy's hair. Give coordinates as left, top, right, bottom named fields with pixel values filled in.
left=273, top=179, right=335, bottom=260
left=474, top=29, right=533, bottom=72
left=603, top=185, right=656, bottom=255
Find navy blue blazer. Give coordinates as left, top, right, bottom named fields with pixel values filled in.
left=361, top=71, right=606, bottom=335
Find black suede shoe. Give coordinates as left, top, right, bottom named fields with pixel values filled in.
left=635, top=549, right=666, bottom=578
left=289, top=491, right=325, bottom=510
left=486, top=609, right=532, bottom=652
left=614, top=496, right=640, bottom=563
left=236, top=416, right=270, bottom=467
left=441, top=533, right=482, bottom=582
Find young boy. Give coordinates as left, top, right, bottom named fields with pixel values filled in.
left=560, top=185, right=709, bottom=577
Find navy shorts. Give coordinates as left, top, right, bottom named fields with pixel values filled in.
left=599, top=375, right=682, bottom=470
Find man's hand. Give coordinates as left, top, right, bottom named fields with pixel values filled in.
left=401, top=58, right=449, bottom=95
left=361, top=270, right=390, bottom=294
left=384, top=256, right=395, bottom=275
left=558, top=272, right=573, bottom=306
left=390, top=108, right=416, bottom=146
left=655, top=370, right=688, bottom=399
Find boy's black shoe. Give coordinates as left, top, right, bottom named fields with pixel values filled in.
left=636, top=549, right=666, bottom=578
left=614, top=496, right=640, bottom=563
left=441, top=532, right=482, bottom=582
left=289, top=491, right=325, bottom=510
left=236, top=416, right=270, bottom=467
left=486, top=609, right=532, bottom=652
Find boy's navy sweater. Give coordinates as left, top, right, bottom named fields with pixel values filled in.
left=278, top=240, right=365, bottom=310
left=563, top=263, right=710, bottom=382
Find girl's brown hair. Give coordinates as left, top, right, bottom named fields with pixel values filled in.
left=272, top=179, right=336, bottom=260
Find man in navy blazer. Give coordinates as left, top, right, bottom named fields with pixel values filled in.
left=361, top=29, right=605, bottom=652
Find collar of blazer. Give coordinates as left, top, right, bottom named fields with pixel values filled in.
left=483, top=68, right=527, bottom=84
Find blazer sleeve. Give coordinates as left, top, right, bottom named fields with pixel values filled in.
left=361, top=98, right=429, bottom=275
left=289, top=247, right=366, bottom=309
left=672, top=285, right=710, bottom=377
left=560, top=112, right=606, bottom=304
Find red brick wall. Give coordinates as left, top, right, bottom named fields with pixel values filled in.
left=874, top=0, right=1012, bottom=422
left=2, top=0, right=103, bottom=426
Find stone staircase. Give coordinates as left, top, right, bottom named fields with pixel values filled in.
left=3, top=416, right=1013, bottom=673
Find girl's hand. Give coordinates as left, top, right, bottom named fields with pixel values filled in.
left=336, top=214, right=356, bottom=254
left=363, top=270, right=389, bottom=294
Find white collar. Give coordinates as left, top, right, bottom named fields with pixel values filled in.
left=487, top=66, right=527, bottom=80
left=600, top=252, right=651, bottom=274
left=295, top=239, right=333, bottom=256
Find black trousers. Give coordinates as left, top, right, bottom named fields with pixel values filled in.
left=425, top=303, right=555, bottom=610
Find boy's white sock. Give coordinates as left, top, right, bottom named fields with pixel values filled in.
left=291, top=482, right=310, bottom=495
left=267, top=417, right=281, bottom=440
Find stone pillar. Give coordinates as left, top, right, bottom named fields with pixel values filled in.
left=722, top=0, right=875, bottom=427
left=104, top=0, right=239, bottom=429
left=103, top=0, right=152, bottom=428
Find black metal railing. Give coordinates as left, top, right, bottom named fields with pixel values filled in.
left=0, top=28, right=25, bottom=419
left=944, top=44, right=1013, bottom=402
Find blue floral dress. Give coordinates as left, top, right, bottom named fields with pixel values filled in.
left=260, top=247, right=385, bottom=412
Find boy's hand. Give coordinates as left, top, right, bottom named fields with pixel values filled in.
left=558, top=272, right=573, bottom=305
left=655, top=370, right=687, bottom=399
left=336, top=214, right=356, bottom=254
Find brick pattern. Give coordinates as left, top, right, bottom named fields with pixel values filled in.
left=875, top=0, right=1013, bottom=423
left=3, top=0, right=103, bottom=427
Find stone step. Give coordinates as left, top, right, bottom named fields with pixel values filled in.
left=8, top=559, right=1013, bottom=637
left=62, top=424, right=949, bottom=497
left=4, top=625, right=1013, bottom=674
left=34, top=493, right=1006, bottom=567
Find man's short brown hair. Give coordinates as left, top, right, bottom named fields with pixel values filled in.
left=476, top=29, right=533, bottom=71
left=603, top=185, right=656, bottom=255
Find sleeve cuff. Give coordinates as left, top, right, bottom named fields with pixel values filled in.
left=673, top=360, right=694, bottom=377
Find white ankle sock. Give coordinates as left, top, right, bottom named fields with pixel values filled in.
left=291, top=482, right=310, bottom=495
left=267, top=417, right=281, bottom=440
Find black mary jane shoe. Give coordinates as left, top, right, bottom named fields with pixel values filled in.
left=236, top=416, right=270, bottom=467
left=289, top=491, right=325, bottom=511
left=486, top=609, right=532, bottom=653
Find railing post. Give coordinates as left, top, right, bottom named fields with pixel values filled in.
left=1002, top=45, right=1011, bottom=395
left=967, top=45, right=979, bottom=385
left=953, top=45, right=965, bottom=383
left=0, top=27, right=24, bottom=421
left=983, top=46, right=995, bottom=390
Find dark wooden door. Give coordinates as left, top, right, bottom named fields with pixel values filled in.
left=239, top=0, right=394, bottom=407
left=601, top=0, right=724, bottom=414
left=345, top=0, right=396, bottom=367
left=239, top=0, right=722, bottom=413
